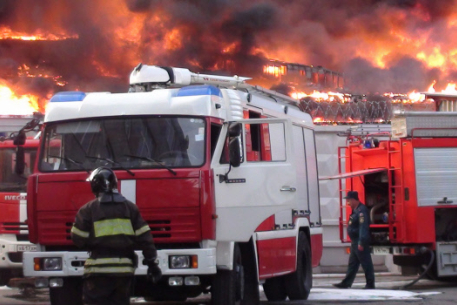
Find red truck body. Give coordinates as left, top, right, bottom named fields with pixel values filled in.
left=332, top=111, right=457, bottom=278
left=0, top=138, right=39, bottom=285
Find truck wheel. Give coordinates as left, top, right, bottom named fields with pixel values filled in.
left=284, top=231, right=312, bottom=300
left=49, top=277, right=83, bottom=305
left=263, top=277, right=287, bottom=301
left=239, top=241, right=260, bottom=305
left=211, top=243, right=259, bottom=305
left=0, top=270, right=11, bottom=286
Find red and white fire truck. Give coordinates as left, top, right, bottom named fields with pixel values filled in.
left=0, top=117, right=40, bottom=286
left=324, top=104, right=457, bottom=279
left=23, top=65, right=323, bottom=304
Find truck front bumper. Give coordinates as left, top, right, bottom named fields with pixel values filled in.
left=23, top=248, right=217, bottom=278
left=0, top=234, right=37, bottom=268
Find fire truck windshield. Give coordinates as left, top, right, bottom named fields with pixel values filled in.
left=39, top=116, right=206, bottom=172
left=0, top=147, right=36, bottom=192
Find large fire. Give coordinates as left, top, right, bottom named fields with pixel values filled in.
left=1, top=1, right=457, bottom=118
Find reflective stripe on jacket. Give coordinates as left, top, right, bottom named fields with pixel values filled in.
left=71, top=192, right=157, bottom=276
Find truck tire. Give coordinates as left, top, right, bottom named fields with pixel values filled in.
left=211, top=243, right=259, bottom=305
left=263, top=277, right=287, bottom=301
left=49, top=277, right=83, bottom=305
left=0, top=270, right=11, bottom=286
left=239, top=241, right=260, bottom=305
left=284, top=231, right=312, bottom=300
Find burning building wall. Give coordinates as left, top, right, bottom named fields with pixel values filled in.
left=263, top=60, right=344, bottom=91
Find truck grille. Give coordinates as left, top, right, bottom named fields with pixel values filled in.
left=38, top=208, right=202, bottom=245
left=146, top=208, right=202, bottom=243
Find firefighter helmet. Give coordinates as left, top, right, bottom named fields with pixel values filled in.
left=86, top=167, right=118, bottom=195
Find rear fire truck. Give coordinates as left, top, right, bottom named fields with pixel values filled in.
left=23, top=65, right=323, bottom=304
left=0, top=117, right=40, bottom=286
left=325, top=109, right=457, bottom=279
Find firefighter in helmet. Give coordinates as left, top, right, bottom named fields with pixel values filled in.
left=71, top=167, right=162, bottom=305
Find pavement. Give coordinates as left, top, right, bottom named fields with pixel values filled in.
left=1, top=272, right=456, bottom=304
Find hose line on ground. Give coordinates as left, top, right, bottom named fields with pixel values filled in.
left=397, top=247, right=434, bottom=290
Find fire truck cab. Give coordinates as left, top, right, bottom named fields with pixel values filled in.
left=325, top=109, right=457, bottom=279
left=0, top=117, right=40, bottom=286
left=23, top=65, right=323, bottom=304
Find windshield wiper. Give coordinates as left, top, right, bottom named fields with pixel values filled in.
left=86, top=156, right=135, bottom=177
left=48, top=155, right=90, bottom=173
left=124, top=154, right=177, bottom=176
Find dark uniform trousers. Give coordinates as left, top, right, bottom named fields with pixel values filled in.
left=83, top=276, right=133, bottom=305
left=341, top=202, right=375, bottom=288
left=341, top=241, right=375, bottom=287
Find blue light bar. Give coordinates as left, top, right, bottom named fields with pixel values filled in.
left=176, top=85, right=222, bottom=97
left=49, top=91, right=86, bottom=103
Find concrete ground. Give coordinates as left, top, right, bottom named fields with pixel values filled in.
left=1, top=272, right=457, bottom=304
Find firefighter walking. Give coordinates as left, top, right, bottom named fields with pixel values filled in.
left=333, top=191, right=375, bottom=289
left=71, top=167, right=162, bottom=305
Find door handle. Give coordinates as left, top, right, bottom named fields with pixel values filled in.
left=437, top=197, right=453, bottom=204
left=280, top=187, right=296, bottom=192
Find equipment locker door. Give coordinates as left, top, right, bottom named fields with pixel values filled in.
left=212, top=118, right=298, bottom=241
left=415, top=147, right=457, bottom=206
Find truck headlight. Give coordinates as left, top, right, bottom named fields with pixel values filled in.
left=170, top=256, right=190, bottom=269
left=43, top=258, right=62, bottom=271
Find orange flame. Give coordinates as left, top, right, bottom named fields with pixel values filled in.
left=442, top=82, right=457, bottom=94
left=263, top=65, right=286, bottom=77
left=426, top=80, right=457, bottom=94
left=428, top=80, right=436, bottom=93
left=291, top=90, right=349, bottom=102
left=17, top=65, right=67, bottom=87
left=0, top=81, right=40, bottom=115
left=0, top=26, right=78, bottom=41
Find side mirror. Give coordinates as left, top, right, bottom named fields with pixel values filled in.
left=229, top=137, right=242, bottom=167
left=15, top=146, right=25, bottom=175
left=228, top=123, right=242, bottom=137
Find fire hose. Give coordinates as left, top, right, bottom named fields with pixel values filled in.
left=397, top=247, right=434, bottom=290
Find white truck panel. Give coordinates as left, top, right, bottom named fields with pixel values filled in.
left=415, top=147, right=457, bottom=206
left=23, top=248, right=217, bottom=277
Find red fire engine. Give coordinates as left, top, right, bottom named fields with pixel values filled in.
left=324, top=106, right=457, bottom=279
left=23, top=65, right=323, bottom=304
left=0, top=117, right=40, bottom=286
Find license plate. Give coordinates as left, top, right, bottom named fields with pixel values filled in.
left=372, top=247, right=390, bottom=255
left=17, top=245, right=38, bottom=252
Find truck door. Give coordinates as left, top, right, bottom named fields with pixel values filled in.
left=212, top=118, right=297, bottom=242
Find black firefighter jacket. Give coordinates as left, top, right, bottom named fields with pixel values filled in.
left=71, top=191, right=157, bottom=276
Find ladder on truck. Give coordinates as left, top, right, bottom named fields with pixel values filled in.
left=335, top=125, right=406, bottom=243
left=385, top=138, right=406, bottom=243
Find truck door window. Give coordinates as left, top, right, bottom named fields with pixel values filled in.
left=0, top=148, right=36, bottom=192
left=210, top=124, right=222, bottom=159
left=247, top=122, right=286, bottom=162
left=220, top=123, right=244, bottom=164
